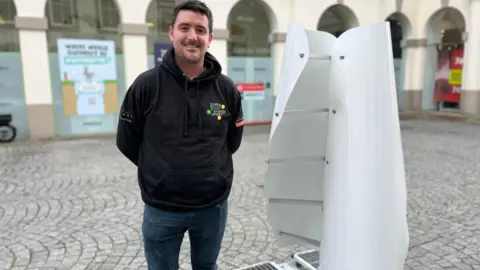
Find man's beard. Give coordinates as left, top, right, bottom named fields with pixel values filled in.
left=181, top=51, right=203, bottom=65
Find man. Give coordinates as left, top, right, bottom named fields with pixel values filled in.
left=116, top=1, right=244, bottom=269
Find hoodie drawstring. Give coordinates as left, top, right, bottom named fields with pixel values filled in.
left=183, top=79, right=189, bottom=137
left=182, top=78, right=204, bottom=138
left=196, top=82, right=203, bottom=138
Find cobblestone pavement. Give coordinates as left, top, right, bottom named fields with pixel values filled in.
left=0, top=119, right=480, bottom=270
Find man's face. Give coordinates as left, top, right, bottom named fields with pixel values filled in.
left=169, top=10, right=212, bottom=65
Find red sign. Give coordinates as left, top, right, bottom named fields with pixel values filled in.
left=450, top=49, right=463, bottom=70
left=236, top=83, right=264, bottom=92
left=434, top=48, right=463, bottom=103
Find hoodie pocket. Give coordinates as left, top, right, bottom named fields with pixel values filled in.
left=152, top=167, right=227, bottom=207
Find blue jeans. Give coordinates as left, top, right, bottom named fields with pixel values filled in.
left=142, top=201, right=228, bottom=270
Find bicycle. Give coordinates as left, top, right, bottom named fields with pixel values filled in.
left=0, top=114, right=17, bottom=143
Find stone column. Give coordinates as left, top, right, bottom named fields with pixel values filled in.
left=401, top=38, right=427, bottom=112
left=269, top=32, right=286, bottom=96
left=15, top=16, right=55, bottom=140
left=120, top=23, right=149, bottom=89
left=210, top=28, right=229, bottom=75
left=460, top=0, right=480, bottom=115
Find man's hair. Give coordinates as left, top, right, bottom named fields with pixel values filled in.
left=171, top=0, right=214, bottom=34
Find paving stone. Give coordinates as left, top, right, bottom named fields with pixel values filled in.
left=1, top=120, right=480, bottom=269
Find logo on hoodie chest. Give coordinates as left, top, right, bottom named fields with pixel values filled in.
left=206, top=103, right=227, bottom=120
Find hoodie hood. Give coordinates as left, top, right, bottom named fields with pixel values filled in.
left=160, top=47, right=222, bottom=82
left=158, top=47, right=224, bottom=138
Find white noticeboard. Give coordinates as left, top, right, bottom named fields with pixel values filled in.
left=242, top=90, right=265, bottom=101
left=264, top=22, right=409, bottom=270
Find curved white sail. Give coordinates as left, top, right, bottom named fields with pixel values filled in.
left=320, top=21, right=409, bottom=270
left=264, top=22, right=409, bottom=270
left=265, top=23, right=336, bottom=247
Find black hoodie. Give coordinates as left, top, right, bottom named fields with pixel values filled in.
left=116, top=48, right=244, bottom=212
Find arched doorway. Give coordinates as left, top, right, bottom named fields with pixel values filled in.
left=424, top=7, right=465, bottom=111
left=317, top=4, right=359, bottom=37
left=146, top=0, right=175, bottom=68
left=45, top=0, right=126, bottom=136
left=386, top=12, right=411, bottom=111
left=0, top=0, right=29, bottom=140
left=227, top=0, right=274, bottom=124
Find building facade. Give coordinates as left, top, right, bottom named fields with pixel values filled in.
left=0, top=0, right=478, bottom=140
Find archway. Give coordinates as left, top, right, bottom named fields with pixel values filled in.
left=423, top=7, right=465, bottom=111
left=386, top=12, right=411, bottom=111
left=146, top=0, right=175, bottom=68
left=0, top=0, right=29, bottom=140
left=227, top=0, right=275, bottom=124
left=317, top=4, right=359, bottom=37
left=45, top=0, right=126, bottom=136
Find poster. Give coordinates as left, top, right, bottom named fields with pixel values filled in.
left=57, top=38, right=119, bottom=116
left=154, top=42, right=172, bottom=66
left=434, top=48, right=463, bottom=103
left=237, top=83, right=265, bottom=100
left=449, top=48, right=463, bottom=86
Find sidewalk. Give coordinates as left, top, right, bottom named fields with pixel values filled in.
left=400, top=110, right=480, bottom=125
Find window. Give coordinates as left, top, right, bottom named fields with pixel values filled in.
left=0, top=29, right=19, bottom=51
left=228, top=18, right=271, bottom=57
left=97, top=0, right=119, bottom=30
left=0, top=0, right=19, bottom=52
left=46, top=0, right=122, bottom=53
left=156, top=8, right=171, bottom=33
left=148, top=0, right=174, bottom=36
left=48, top=0, right=75, bottom=27
left=388, top=20, right=403, bottom=59
left=0, top=0, right=15, bottom=25
left=146, top=0, right=175, bottom=54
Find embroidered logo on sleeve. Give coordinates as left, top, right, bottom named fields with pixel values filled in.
left=235, top=116, right=244, bottom=127
left=120, top=109, right=133, bottom=123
